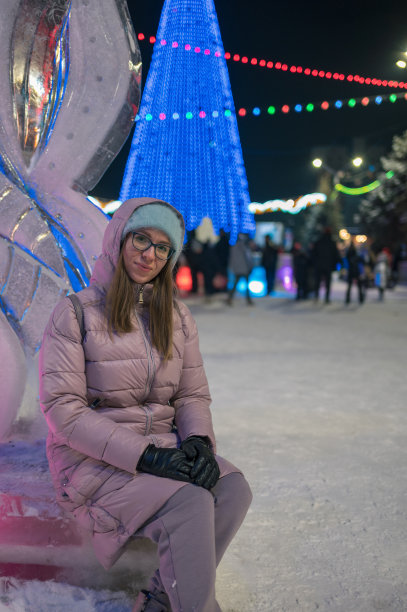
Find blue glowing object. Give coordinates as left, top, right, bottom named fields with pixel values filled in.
left=227, top=266, right=267, bottom=297
left=294, top=104, right=302, bottom=112
left=249, top=279, right=266, bottom=296
left=335, top=100, right=343, bottom=108
left=48, top=225, right=89, bottom=292
left=252, top=107, right=261, bottom=116
left=120, top=0, right=255, bottom=243
left=375, top=96, right=382, bottom=104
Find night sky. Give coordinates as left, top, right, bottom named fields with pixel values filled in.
left=91, top=0, right=407, bottom=203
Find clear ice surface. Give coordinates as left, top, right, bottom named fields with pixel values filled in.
left=0, top=0, right=141, bottom=438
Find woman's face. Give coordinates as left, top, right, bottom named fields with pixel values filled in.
left=122, top=226, right=170, bottom=284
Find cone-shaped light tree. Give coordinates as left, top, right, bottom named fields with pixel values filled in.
left=120, top=0, right=255, bottom=242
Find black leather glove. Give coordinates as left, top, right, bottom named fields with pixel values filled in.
left=137, top=444, right=194, bottom=482
left=180, top=436, right=220, bottom=490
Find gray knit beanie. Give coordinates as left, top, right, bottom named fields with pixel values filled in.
left=121, top=203, right=183, bottom=263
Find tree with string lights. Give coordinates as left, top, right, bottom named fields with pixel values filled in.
left=360, top=130, right=407, bottom=250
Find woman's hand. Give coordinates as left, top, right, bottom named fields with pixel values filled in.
left=137, top=445, right=194, bottom=482
left=181, top=436, right=220, bottom=490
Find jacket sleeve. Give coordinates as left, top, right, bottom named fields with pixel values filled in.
left=171, top=304, right=216, bottom=452
left=39, top=298, right=152, bottom=474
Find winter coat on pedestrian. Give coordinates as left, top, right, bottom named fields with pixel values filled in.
left=312, top=230, right=340, bottom=272
left=374, top=251, right=390, bottom=289
left=39, top=198, right=239, bottom=571
left=228, top=235, right=254, bottom=276
left=261, top=238, right=278, bottom=270
left=346, top=244, right=364, bottom=280
left=214, top=229, right=230, bottom=277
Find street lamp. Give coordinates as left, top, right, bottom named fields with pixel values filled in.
left=339, top=228, right=350, bottom=241
left=352, top=156, right=363, bottom=168
left=395, top=51, right=407, bottom=68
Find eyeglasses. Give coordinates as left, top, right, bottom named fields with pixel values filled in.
left=131, top=232, right=174, bottom=261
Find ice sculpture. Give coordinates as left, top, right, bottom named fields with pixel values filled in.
left=0, top=0, right=141, bottom=439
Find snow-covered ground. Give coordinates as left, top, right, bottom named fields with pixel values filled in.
left=1, top=280, right=407, bottom=611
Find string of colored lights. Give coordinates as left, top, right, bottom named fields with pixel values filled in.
left=134, top=92, right=407, bottom=122
left=89, top=172, right=395, bottom=219
left=249, top=193, right=327, bottom=215
left=136, top=33, right=407, bottom=89
left=247, top=172, right=396, bottom=216
left=334, top=171, right=394, bottom=195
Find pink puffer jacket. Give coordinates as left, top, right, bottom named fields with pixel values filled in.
left=39, top=198, right=238, bottom=570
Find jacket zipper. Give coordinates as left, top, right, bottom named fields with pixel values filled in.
left=135, top=298, right=156, bottom=435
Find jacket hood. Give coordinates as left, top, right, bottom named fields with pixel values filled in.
left=90, top=197, right=185, bottom=291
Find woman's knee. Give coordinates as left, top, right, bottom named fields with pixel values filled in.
left=215, top=472, right=253, bottom=514
left=163, top=482, right=214, bottom=518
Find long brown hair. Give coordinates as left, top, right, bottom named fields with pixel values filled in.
left=105, top=250, right=175, bottom=360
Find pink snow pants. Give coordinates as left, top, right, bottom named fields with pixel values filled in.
left=134, top=472, right=252, bottom=612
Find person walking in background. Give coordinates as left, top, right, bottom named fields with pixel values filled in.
left=359, top=238, right=376, bottom=290
left=391, top=243, right=407, bottom=287
left=184, top=229, right=204, bottom=294
left=292, top=242, right=310, bottom=300
left=214, top=228, right=230, bottom=281
left=39, top=198, right=252, bottom=612
left=200, top=240, right=219, bottom=302
left=261, top=234, right=279, bottom=295
left=312, top=227, right=340, bottom=304
left=374, top=248, right=391, bottom=301
left=226, top=233, right=254, bottom=306
left=345, top=241, right=365, bottom=305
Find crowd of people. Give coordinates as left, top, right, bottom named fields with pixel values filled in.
left=184, top=229, right=265, bottom=306
left=292, top=230, right=404, bottom=304
left=182, top=227, right=405, bottom=306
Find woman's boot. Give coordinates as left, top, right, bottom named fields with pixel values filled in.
left=132, top=589, right=171, bottom=612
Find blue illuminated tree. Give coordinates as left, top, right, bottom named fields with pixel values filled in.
left=120, top=0, right=255, bottom=242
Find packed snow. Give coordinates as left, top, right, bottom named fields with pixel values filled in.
left=1, top=280, right=407, bottom=611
